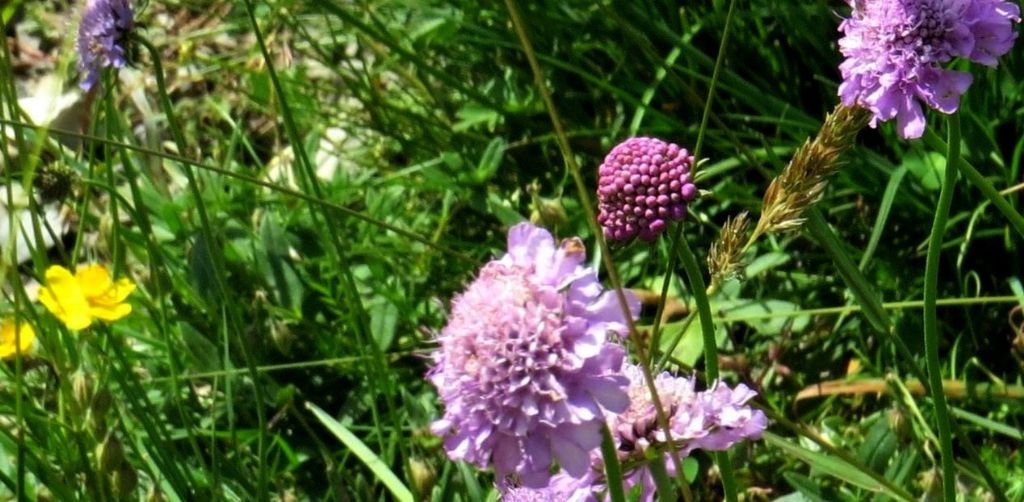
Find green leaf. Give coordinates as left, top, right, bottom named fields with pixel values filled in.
left=471, top=138, right=507, bottom=184
left=370, top=299, right=399, bottom=351
left=902, top=150, right=945, bottom=191
left=260, top=215, right=303, bottom=311
left=720, top=299, right=810, bottom=335
left=745, top=252, right=790, bottom=278
left=307, top=403, right=413, bottom=502
left=781, top=472, right=829, bottom=502
left=659, top=314, right=726, bottom=367
left=764, top=432, right=904, bottom=499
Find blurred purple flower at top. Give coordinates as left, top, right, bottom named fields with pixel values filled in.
left=597, top=137, right=698, bottom=242
left=428, top=222, right=638, bottom=488
left=77, top=0, right=134, bottom=91
left=837, top=0, right=1020, bottom=139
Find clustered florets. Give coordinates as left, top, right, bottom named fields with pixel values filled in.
left=838, top=0, right=1020, bottom=138
left=597, top=137, right=697, bottom=242
left=500, top=363, right=767, bottom=502
left=428, top=223, right=638, bottom=488
left=77, top=0, right=134, bottom=91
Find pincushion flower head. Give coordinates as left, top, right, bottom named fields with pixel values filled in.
left=428, top=222, right=638, bottom=487
left=77, top=0, right=135, bottom=91
left=38, top=264, right=136, bottom=330
left=0, top=319, right=36, bottom=359
left=530, top=363, right=767, bottom=502
left=837, top=0, right=1021, bottom=139
left=597, top=137, right=698, bottom=242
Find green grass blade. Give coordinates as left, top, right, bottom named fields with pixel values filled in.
left=306, top=402, right=414, bottom=502
left=763, top=432, right=912, bottom=501
left=600, top=424, right=628, bottom=502
left=806, top=208, right=891, bottom=333
left=860, top=166, right=907, bottom=270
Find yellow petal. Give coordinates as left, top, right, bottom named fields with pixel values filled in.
left=88, top=278, right=136, bottom=308
left=40, top=265, right=93, bottom=330
left=0, top=320, right=35, bottom=359
left=75, top=264, right=114, bottom=299
left=89, top=302, right=132, bottom=322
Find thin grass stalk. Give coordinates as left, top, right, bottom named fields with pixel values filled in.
left=651, top=0, right=739, bottom=368
left=0, top=17, right=31, bottom=498
left=0, top=117, right=468, bottom=261
left=807, top=207, right=1007, bottom=499
left=650, top=0, right=741, bottom=499
left=240, top=0, right=408, bottom=488
left=922, top=129, right=1024, bottom=240
left=757, top=405, right=915, bottom=501
left=600, top=425, right=627, bottom=502
left=106, top=95, right=212, bottom=480
left=924, top=115, right=960, bottom=501
left=676, top=237, right=738, bottom=502
left=502, top=1, right=692, bottom=499
left=136, top=36, right=264, bottom=497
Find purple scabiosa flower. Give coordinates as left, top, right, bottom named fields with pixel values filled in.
left=428, top=222, right=638, bottom=488
left=500, top=475, right=593, bottom=502
left=77, top=0, right=135, bottom=91
left=557, top=363, right=767, bottom=502
left=597, top=137, right=698, bottom=242
left=837, top=0, right=1020, bottom=139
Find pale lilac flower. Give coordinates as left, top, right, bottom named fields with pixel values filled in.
left=597, top=138, right=697, bottom=242
left=77, top=0, right=134, bottom=91
left=552, top=364, right=767, bottom=502
left=500, top=474, right=592, bottom=502
left=837, top=0, right=1020, bottom=139
left=428, top=223, right=638, bottom=488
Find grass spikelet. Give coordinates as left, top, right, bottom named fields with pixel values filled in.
left=708, top=211, right=750, bottom=292
left=751, top=105, right=871, bottom=241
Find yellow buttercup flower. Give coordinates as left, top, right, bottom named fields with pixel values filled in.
left=0, top=319, right=36, bottom=359
left=38, top=264, right=136, bottom=330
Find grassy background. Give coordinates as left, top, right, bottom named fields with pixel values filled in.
left=1, top=0, right=1022, bottom=500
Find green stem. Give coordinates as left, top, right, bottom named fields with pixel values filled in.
left=677, top=238, right=738, bottom=502
left=138, top=35, right=261, bottom=497
left=600, top=426, right=627, bottom=502
left=503, top=2, right=692, bottom=501
left=922, top=128, right=1024, bottom=240
left=925, top=115, right=960, bottom=501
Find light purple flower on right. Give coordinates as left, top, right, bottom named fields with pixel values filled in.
left=502, top=363, right=767, bottom=502
left=837, top=0, right=1020, bottom=139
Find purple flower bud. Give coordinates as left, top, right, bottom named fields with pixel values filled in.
left=597, top=138, right=697, bottom=242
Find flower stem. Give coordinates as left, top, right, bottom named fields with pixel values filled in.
left=600, top=425, right=627, bottom=502
left=503, top=2, right=691, bottom=500
left=922, top=128, right=1024, bottom=240
left=924, top=114, right=960, bottom=501
left=677, top=237, right=737, bottom=502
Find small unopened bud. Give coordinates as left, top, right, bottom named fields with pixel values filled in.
left=111, top=465, right=138, bottom=499
left=95, top=435, right=124, bottom=473
left=72, top=371, right=93, bottom=408
left=408, top=457, right=436, bottom=497
left=35, top=162, right=79, bottom=201
left=887, top=407, right=909, bottom=438
left=146, top=488, right=167, bottom=502
left=36, top=487, right=53, bottom=502
left=92, top=389, right=113, bottom=419
left=529, top=197, right=568, bottom=230
left=270, top=319, right=295, bottom=355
